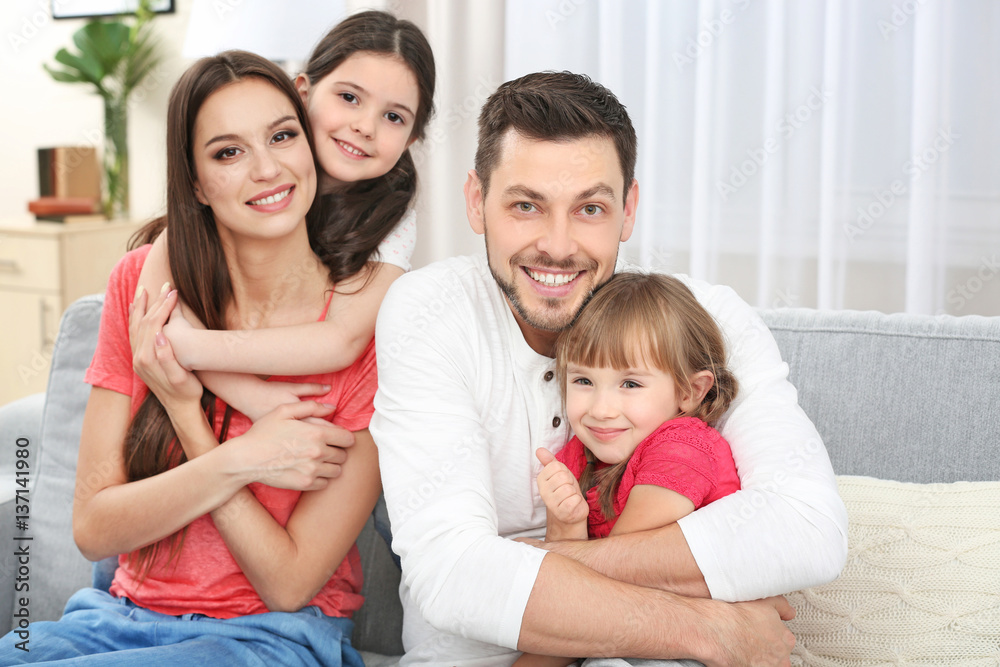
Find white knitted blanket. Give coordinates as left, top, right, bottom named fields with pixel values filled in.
left=788, top=476, right=1000, bottom=666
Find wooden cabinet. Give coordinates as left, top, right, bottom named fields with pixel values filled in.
left=1, top=220, right=137, bottom=404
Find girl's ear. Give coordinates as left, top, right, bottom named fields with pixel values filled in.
left=295, top=73, right=310, bottom=103
left=679, top=371, right=715, bottom=414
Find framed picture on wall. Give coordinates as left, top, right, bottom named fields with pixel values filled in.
left=52, top=0, right=174, bottom=19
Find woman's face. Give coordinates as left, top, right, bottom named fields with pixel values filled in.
left=298, top=51, right=420, bottom=189
left=192, top=78, right=317, bottom=246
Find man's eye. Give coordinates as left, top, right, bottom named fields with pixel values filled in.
left=582, top=204, right=602, bottom=215
left=517, top=203, right=536, bottom=212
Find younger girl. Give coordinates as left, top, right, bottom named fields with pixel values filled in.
left=515, top=272, right=741, bottom=667
left=137, top=10, right=435, bottom=418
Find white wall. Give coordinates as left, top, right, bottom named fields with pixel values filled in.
left=1, top=0, right=195, bottom=227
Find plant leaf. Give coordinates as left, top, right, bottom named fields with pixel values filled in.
left=51, top=48, right=105, bottom=89
left=123, top=27, right=163, bottom=94
left=43, top=64, right=87, bottom=84
left=73, top=21, right=130, bottom=76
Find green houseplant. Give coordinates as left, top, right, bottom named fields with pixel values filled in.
left=44, top=1, right=163, bottom=220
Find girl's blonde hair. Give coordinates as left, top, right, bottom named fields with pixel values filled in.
left=555, top=271, right=738, bottom=520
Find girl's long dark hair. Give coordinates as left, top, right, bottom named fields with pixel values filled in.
left=124, top=51, right=321, bottom=582
left=303, top=10, right=436, bottom=284
left=556, top=272, right=739, bottom=522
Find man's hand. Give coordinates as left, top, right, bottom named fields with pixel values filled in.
left=536, top=448, right=588, bottom=527
left=697, top=596, right=796, bottom=667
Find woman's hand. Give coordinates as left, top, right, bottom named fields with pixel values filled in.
left=229, top=401, right=356, bottom=491
left=129, top=283, right=203, bottom=411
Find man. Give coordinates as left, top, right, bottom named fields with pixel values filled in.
left=370, top=72, right=847, bottom=666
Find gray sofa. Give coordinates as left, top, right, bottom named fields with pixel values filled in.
left=2, top=294, right=998, bottom=664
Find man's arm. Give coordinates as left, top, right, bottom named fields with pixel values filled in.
left=519, top=553, right=797, bottom=665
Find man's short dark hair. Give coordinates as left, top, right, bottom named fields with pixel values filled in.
left=474, top=71, right=637, bottom=203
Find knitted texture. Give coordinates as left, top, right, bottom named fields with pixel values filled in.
left=788, top=476, right=1000, bottom=666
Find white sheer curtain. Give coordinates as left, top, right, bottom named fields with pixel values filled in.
left=503, top=0, right=1000, bottom=315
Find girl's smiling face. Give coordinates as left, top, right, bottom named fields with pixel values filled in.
left=298, top=51, right=420, bottom=190
left=565, top=358, right=687, bottom=466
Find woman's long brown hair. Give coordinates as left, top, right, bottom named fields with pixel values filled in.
left=123, top=51, right=322, bottom=583
left=556, top=272, right=739, bottom=522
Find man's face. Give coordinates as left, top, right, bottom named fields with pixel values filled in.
left=465, top=130, right=638, bottom=352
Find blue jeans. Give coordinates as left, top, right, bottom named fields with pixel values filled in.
left=0, top=588, right=364, bottom=666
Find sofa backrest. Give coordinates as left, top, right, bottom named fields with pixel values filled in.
left=759, top=308, right=1000, bottom=483
left=27, top=294, right=103, bottom=624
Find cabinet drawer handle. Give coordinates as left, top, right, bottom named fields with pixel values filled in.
left=0, top=258, right=17, bottom=272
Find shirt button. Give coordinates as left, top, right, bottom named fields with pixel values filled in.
left=552, top=416, right=561, bottom=428
left=543, top=371, right=554, bottom=381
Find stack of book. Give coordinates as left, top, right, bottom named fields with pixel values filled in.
left=30, top=146, right=105, bottom=223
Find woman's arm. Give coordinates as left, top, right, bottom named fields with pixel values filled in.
left=165, top=262, right=404, bottom=375
left=210, top=428, right=382, bottom=612
left=72, top=386, right=354, bottom=562
left=72, top=286, right=355, bottom=562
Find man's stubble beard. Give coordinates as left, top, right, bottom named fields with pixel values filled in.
left=482, top=221, right=614, bottom=333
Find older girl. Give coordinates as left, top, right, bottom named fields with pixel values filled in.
left=139, top=10, right=436, bottom=419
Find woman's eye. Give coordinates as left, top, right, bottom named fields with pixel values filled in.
left=582, top=204, right=603, bottom=215
left=214, top=147, right=240, bottom=160
left=271, top=130, right=297, bottom=144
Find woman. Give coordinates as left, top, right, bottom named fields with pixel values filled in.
left=1, top=51, right=378, bottom=666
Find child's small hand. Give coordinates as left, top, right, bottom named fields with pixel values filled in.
left=161, top=303, right=198, bottom=370
left=535, top=448, right=588, bottom=526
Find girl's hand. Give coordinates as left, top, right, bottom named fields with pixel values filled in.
left=161, top=302, right=199, bottom=370
left=536, top=448, right=589, bottom=527
left=129, top=283, right=203, bottom=410
left=232, top=401, right=356, bottom=491
left=203, top=371, right=332, bottom=423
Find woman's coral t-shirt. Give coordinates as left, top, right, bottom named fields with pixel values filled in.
left=84, top=245, right=378, bottom=619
